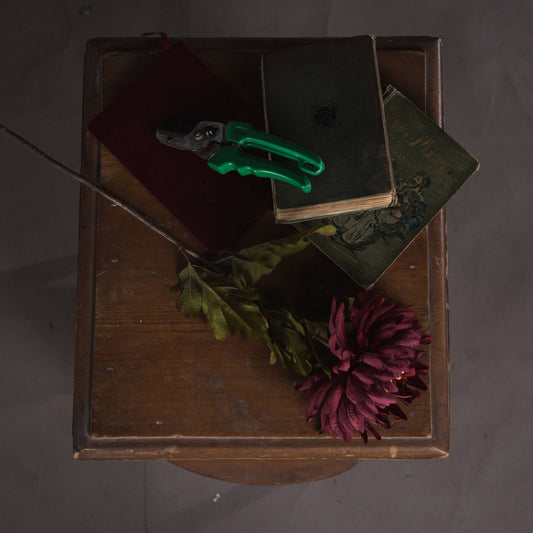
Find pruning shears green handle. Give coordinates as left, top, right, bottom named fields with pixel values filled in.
left=156, top=120, right=324, bottom=193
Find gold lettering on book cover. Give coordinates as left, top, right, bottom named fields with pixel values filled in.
left=408, top=133, right=459, bottom=181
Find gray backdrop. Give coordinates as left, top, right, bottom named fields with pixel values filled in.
left=1, top=1, right=531, bottom=532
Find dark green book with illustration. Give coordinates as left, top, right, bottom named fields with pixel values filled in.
left=296, top=86, right=480, bottom=288
left=261, top=36, right=396, bottom=223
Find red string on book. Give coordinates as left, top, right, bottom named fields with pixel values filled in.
left=141, top=32, right=171, bottom=50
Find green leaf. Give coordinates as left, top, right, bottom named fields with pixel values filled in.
left=302, top=318, right=329, bottom=340
left=201, top=284, right=229, bottom=340
left=175, top=263, right=267, bottom=341
left=262, top=308, right=315, bottom=376
left=304, top=321, right=331, bottom=379
left=173, top=227, right=336, bottom=363
left=230, top=225, right=336, bottom=287
left=176, top=263, right=203, bottom=319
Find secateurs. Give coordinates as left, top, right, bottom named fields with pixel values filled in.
left=155, top=120, right=324, bottom=193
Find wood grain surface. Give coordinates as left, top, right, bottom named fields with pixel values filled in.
left=73, top=37, right=449, bottom=484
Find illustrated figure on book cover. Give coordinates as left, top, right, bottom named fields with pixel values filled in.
left=331, top=170, right=431, bottom=252
left=295, top=87, right=479, bottom=288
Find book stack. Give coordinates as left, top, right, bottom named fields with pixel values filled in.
left=89, top=36, right=479, bottom=288
left=262, top=36, right=396, bottom=223
left=261, top=37, right=479, bottom=288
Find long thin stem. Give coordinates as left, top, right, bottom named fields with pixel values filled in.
left=311, top=334, right=330, bottom=348
left=1, top=124, right=202, bottom=261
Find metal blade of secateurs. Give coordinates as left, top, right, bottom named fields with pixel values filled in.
left=156, top=119, right=226, bottom=160
left=156, top=117, right=198, bottom=150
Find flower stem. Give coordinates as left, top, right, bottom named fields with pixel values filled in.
left=1, top=123, right=202, bottom=261
left=311, top=335, right=330, bottom=348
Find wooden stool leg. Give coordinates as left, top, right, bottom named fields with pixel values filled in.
left=170, top=459, right=358, bottom=485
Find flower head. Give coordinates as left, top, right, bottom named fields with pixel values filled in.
left=298, top=293, right=430, bottom=442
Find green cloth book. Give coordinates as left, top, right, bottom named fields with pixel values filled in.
left=261, top=36, right=396, bottom=223
left=296, top=86, right=480, bottom=288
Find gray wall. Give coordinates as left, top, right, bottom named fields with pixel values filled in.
left=1, top=1, right=531, bottom=532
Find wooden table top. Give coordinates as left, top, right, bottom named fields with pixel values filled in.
left=73, top=37, right=449, bottom=485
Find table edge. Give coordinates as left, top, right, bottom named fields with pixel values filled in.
left=73, top=36, right=449, bottom=464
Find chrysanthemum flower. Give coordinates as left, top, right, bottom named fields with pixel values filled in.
left=298, top=293, right=430, bottom=442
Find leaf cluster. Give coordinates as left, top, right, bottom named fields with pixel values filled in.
left=173, top=226, right=336, bottom=376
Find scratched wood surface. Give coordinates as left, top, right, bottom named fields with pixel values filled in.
left=73, top=38, right=449, bottom=484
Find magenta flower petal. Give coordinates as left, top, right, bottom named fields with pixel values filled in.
left=304, top=380, right=333, bottom=421
left=298, top=292, right=431, bottom=442
left=333, top=358, right=351, bottom=374
left=353, top=369, right=376, bottom=385
left=361, top=353, right=386, bottom=370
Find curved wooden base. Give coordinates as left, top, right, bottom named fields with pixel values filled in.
left=170, top=459, right=358, bottom=485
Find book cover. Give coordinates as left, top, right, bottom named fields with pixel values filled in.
left=89, top=41, right=271, bottom=253
left=296, top=86, right=480, bottom=288
left=261, top=36, right=395, bottom=223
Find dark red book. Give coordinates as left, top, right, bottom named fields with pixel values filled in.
left=89, top=41, right=271, bottom=252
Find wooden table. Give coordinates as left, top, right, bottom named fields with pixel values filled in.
left=73, top=37, right=449, bottom=485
